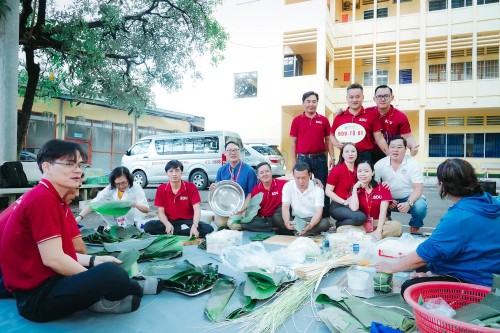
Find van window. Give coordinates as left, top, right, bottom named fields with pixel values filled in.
left=252, top=146, right=275, bottom=156
left=129, top=140, right=150, bottom=155
left=156, top=136, right=219, bottom=155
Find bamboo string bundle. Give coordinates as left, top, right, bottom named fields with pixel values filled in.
left=294, top=253, right=358, bottom=282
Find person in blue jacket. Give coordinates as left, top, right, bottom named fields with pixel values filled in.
left=376, top=158, right=500, bottom=293
left=209, top=141, right=257, bottom=228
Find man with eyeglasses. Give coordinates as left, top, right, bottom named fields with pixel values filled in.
left=209, top=141, right=257, bottom=228
left=290, top=91, right=335, bottom=217
left=367, top=84, right=419, bottom=164
left=0, top=139, right=143, bottom=321
left=331, top=83, right=389, bottom=163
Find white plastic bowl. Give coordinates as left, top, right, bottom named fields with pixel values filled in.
left=347, top=270, right=370, bottom=290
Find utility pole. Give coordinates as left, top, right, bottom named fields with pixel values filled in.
left=0, top=0, right=20, bottom=164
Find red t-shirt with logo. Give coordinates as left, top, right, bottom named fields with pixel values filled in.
left=331, top=107, right=383, bottom=153
left=290, top=112, right=331, bottom=154
left=356, top=184, right=392, bottom=219
left=366, top=105, right=411, bottom=153
left=154, top=181, right=201, bottom=221
left=0, top=180, right=77, bottom=292
left=326, top=163, right=357, bottom=200
left=251, top=179, right=288, bottom=217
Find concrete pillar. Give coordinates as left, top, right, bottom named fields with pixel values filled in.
left=0, top=0, right=20, bottom=164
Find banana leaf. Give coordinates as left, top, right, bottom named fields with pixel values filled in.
left=205, top=279, right=256, bottom=322
left=117, top=249, right=141, bottom=277
left=293, top=217, right=307, bottom=232
left=240, top=193, right=263, bottom=223
left=244, top=270, right=285, bottom=300
left=109, top=225, right=143, bottom=239
left=318, top=307, right=365, bottom=333
left=249, top=233, right=271, bottom=241
left=89, top=200, right=133, bottom=216
left=104, top=237, right=157, bottom=252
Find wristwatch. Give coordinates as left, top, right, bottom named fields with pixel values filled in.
left=408, top=201, right=414, bottom=207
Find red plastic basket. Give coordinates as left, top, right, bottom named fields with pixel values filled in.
left=403, top=281, right=499, bottom=333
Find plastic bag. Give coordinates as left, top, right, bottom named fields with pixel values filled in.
left=287, top=237, right=320, bottom=258
left=423, top=297, right=456, bottom=318
left=269, top=247, right=306, bottom=267
left=355, top=240, right=377, bottom=266
left=220, top=242, right=274, bottom=271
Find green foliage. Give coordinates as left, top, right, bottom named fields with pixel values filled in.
left=18, top=0, right=228, bottom=114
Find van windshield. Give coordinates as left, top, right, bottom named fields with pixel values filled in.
left=252, top=146, right=276, bottom=156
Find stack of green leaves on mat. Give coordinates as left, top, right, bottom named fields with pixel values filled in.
left=86, top=234, right=183, bottom=261
left=453, top=274, right=500, bottom=328
left=89, top=200, right=133, bottom=216
left=249, top=234, right=271, bottom=241
left=230, top=193, right=263, bottom=224
left=141, top=260, right=219, bottom=294
left=316, top=289, right=416, bottom=332
left=373, top=272, right=393, bottom=293
left=205, top=279, right=256, bottom=322
left=244, top=268, right=289, bottom=300
left=82, top=225, right=144, bottom=244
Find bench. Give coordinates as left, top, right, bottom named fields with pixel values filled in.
left=481, top=163, right=500, bottom=178
left=0, top=184, right=106, bottom=206
left=423, top=161, right=442, bottom=177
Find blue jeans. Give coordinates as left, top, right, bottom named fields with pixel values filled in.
left=391, top=195, right=427, bottom=228
left=297, top=154, right=329, bottom=217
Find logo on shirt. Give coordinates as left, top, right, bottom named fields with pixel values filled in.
left=315, top=120, right=322, bottom=124
left=373, top=195, right=382, bottom=200
left=179, top=196, right=188, bottom=201
left=401, top=169, right=407, bottom=175
left=358, top=117, right=368, bottom=122
left=384, top=119, right=393, bottom=125
left=271, top=191, right=279, bottom=196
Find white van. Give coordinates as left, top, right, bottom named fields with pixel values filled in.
left=122, top=131, right=243, bottom=190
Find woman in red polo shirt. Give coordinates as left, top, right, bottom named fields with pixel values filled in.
left=325, top=143, right=367, bottom=229
left=346, top=160, right=402, bottom=240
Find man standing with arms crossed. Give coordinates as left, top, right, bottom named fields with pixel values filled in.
left=331, top=83, right=389, bottom=162
left=367, top=85, right=419, bottom=163
left=290, top=91, right=335, bottom=216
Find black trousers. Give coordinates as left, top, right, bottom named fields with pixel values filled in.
left=329, top=201, right=367, bottom=227
left=144, top=219, right=214, bottom=238
left=400, top=275, right=463, bottom=297
left=13, top=262, right=142, bottom=322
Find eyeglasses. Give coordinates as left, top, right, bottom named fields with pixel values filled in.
left=115, top=181, right=129, bottom=187
left=226, top=148, right=240, bottom=154
left=52, top=162, right=87, bottom=171
left=375, top=94, right=391, bottom=101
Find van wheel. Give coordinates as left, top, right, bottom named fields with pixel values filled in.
left=190, top=171, right=208, bottom=190
left=133, top=170, right=148, bottom=188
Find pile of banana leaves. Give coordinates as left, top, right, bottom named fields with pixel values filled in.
left=315, top=287, right=416, bottom=332
left=83, top=226, right=183, bottom=261
left=205, top=279, right=257, bottom=322
left=142, top=260, right=220, bottom=294
left=82, top=225, right=143, bottom=244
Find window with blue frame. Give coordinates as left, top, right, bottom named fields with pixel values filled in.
left=429, top=133, right=500, bottom=157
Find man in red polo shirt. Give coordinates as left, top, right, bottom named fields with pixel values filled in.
left=229, top=162, right=288, bottom=232
left=290, top=91, right=335, bottom=217
left=366, top=84, right=419, bottom=164
left=144, top=159, right=214, bottom=238
left=331, top=83, right=389, bottom=162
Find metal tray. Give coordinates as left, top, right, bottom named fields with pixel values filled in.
left=164, top=273, right=234, bottom=297
left=209, top=180, right=245, bottom=217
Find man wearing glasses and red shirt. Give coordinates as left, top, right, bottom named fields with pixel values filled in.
left=366, top=84, right=419, bottom=164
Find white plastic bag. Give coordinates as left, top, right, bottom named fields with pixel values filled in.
left=423, top=297, right=456, bottom=318
left=219, top=242, right=274, bottom=271
left=287, top=237, right=320, bottom=258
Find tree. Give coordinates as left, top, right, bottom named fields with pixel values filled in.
left=15, top=0, right=227, bottom=154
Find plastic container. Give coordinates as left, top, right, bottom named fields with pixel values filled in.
left=347, top=270, right=370, bottom=290
left=403, top=281, right=496, bottom=333
left=376, top=236, right=425, bottom=263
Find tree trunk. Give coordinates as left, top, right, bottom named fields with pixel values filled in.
left=17, top=47, right=40, bottom=155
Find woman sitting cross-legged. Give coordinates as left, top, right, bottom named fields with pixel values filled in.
left=337, top=160, right=402, bottom=240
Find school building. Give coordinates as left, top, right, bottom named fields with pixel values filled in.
left=20, top=96, right=204, bottom=171
left=196, top=0, right=499, bottom=176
